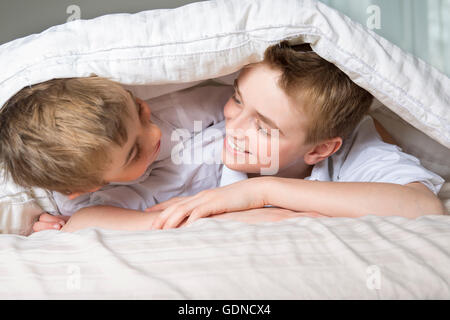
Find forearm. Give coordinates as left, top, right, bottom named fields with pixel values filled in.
left=257, top=177, right=444, bottom=218
left=61, top=206, right=156, bottom=232
left=213, top=208, right=326, bottom=223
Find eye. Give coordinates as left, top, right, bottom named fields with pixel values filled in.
left=133, top=143, right=142, bottom=162
left=258, top=127, right=270, bottom=136
left=232, top=94, right=242, bottom=105
left=256, top=121, right=270, bottom=136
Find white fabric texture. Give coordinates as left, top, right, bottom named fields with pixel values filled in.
left=0, top=0, right=448, bottom=148
left=0, top=0, right=448, bottom=234
left=0, top=0, right=449, bottom=299
left=0, top=215, right=449, bottom=299
left=53, top=85, right=231, bottom=216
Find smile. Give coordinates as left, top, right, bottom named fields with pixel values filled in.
left=147, top=139, right=161, bottom=164
left=154, top=140, right=161, bottom=153
left=226, top=137, right=249, bottom=154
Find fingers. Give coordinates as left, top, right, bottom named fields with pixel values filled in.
left=39, top=212, right=65, bottom=223
left=32, top=212, right=68, bottom=233
left=160, top=209, right=190, bottom=230
left=184, top=208, right=209, bottom=226
left=151, top=198, right=203, bottom=230
left=149, top=190, right=224, bottom=230
left=150, top=203, right=192, bottom=230
left=145, top=196, right=187, bottom=212
left=32, top=221, right=64, bottom=233
left=152, top=201, right=218, bottom=230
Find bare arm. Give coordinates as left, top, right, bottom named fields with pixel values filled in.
left=259, top=177, right=444, bottom=218
left=60, top=206, right=155, bottom=232
left=150, top=177, right=444, bottom=229
left=60, top=204, right=314, bottom=232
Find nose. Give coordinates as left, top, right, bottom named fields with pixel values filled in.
left=226, top=111, right=250, bottom=141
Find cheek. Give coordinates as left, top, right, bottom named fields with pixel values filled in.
left=141, top=100, right=151, bottom=117
left=254, top=137, right=300, bottom=168
left=276, top=144, right=296, bottom=166
left=142, top=125, right=161, bottom=158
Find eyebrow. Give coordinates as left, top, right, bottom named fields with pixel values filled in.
left=233, top=79, right=283, bottom=135
left=122, top=90, right=140, bottom=167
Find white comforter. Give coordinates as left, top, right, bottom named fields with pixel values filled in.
left=1, top=215, right=449, bottom=299
left=0, top=0, right=449, bottom=300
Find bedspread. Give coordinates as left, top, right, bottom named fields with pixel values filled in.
left=1, top=215, right=449, bottom=299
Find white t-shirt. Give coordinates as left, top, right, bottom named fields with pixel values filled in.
left=53, top=85, right=232, bottom=216
left=220, top=115, right=444, bottom=195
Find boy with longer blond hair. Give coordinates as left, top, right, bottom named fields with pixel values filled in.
left=0, top=75, right=243, bottom=231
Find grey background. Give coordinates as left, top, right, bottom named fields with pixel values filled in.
left=0, top=0, right=198, bottom=44
left=0, top=0, right=448, bottom=75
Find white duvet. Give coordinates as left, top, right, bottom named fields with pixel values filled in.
left=0, top=216, right=449, bottom=299
left=0, top=0, right=449, bottom=299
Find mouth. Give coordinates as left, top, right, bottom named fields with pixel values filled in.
left=147, top=140, right=161, bottom=164
left=225, top=136, right=250, bottom=154
left=153, top=140, right=161, bottom=155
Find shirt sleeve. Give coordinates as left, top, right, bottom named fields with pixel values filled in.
left=335, top=116, right=445, bottom=195
left=52, top=185, right=147, bottom=216
left=157, top=84, right=233, bottom=133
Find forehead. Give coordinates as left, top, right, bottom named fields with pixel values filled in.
left=237, top=64, right=308, bottom=134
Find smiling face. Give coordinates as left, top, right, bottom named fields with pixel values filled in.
left=66, top=90, right=162, bottom=200
left=103, top=92, right=162, bottom=183
left=222, top=63, right=315, bottom=175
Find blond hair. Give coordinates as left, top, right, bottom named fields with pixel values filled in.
left=0, top=77, right=131, bottom=194
left=263, top=41, right=373, bottom=144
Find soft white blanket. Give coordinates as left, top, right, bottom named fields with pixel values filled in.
left=1, top=215, right=449, bottom=299
left=0, top=0, right=449, bottom=300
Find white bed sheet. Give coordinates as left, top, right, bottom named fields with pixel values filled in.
left=0, top=0, right=449, bottom=300
left=0, top=215, right=449, bottom=299
left=0, top=0, right=449, bottom=235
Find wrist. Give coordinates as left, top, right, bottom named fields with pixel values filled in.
left=145, top=210, right=160, bottom=230
left=248, top=176, right=276, bottom=207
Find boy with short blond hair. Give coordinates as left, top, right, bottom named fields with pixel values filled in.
left=149, top=41, right=445, bottom=229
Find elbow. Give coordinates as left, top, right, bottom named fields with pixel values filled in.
left=404, top=183, right=446, bottom=216
left=59, top=207, right=92, bottom=232
left=418, top=195, right=446, bottom=216
left=429, top=197, right=446, bottom=215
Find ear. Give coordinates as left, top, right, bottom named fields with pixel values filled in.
left=304, top=137, right=342, bottom=165
left=66, top=186, right=102, bottom=200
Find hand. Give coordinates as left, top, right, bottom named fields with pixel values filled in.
left=32, top=212, right=70, bottom=232
left=147, top=180, right=266, bottom=230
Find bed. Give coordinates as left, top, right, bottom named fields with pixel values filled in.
left=0, top=0, right=449, bottom=299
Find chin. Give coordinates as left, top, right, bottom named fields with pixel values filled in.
left=222, top=155, right=263, bottom=174
left=224, top=162, right=255, bottom=173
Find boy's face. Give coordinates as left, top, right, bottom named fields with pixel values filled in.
left=102, top=92, right=161, bottom=184
left=67, top=91, right=161, bottom=200
left=222, top=63, right=314, bottom=174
